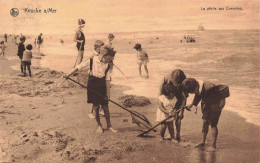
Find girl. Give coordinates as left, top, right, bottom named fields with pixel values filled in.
left=156, top=83, right=178, bottom=141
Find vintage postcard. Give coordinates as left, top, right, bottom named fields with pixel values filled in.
left=0, top=0, right=259, bottom=162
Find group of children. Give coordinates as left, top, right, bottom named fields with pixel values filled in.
left=155, top=69, right=229, bottom=150
left=17, top=36, right=33, bottom=77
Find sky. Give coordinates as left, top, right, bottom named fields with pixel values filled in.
left=0, top=0, right=259, bottom=35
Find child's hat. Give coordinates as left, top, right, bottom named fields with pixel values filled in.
left=133, top=43, right=141, bottom=50
left=78, top=19, right=85, bottom=25
left=94, top=40, right=104, bottom=47
left=20, top=36, right=26, bottom=41
left=100, top=46, right=116, bottom=57
left=108, top=33, right=115, bottom=38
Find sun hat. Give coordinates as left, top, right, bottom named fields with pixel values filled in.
left=78, top=19, right=85, bottom=25
left=133, top=43, right=141, bottom=50
left=108, top=33, right=115, bottom=38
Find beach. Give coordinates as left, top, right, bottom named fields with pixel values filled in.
left=0, top=31, right=260, bottom=163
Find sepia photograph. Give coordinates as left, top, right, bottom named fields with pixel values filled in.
left=0, top=0, right=259, bottom=162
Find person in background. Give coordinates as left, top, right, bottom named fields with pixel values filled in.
left=133, top=43, right=149, bottom=78
left=74, top=19, right=86, bottom=67
left=37, top=33, right=43, bottom=52
left=4, top=34, right=7, bottom=42
left=22, top=44, right=33, bottom=77
left=17, top=36, right=26, bottom=73
left=0, top=41, right=6, bottom=56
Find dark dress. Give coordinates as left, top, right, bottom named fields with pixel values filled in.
left=76, top=30, right=85, bottom=51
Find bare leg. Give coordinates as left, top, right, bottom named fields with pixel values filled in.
left=195, top=120, right=209, bottom=147
left=138, top=64, right=142, bottom=77
left=93, top=104, right=101, bottom=127
left=167, top=121, right=174, bottom=140
left=102, top=104, right=117, bottom=133
left=211, top=126, right=218, bottom=148
left=175, top=117, right=181, bottom=141
left=160, top=123, right=167, bottom=140
left=23, top=64, right=26, bottom=77
left=144, top=65, right=149, bottom=78
left=28, top=65, right=31, bottom=77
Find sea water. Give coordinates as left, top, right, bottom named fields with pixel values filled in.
left=36, top=30, right=260, bottom=126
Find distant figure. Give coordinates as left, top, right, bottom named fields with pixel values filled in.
left=60, top=39, right=64, bottom=44
left=0, top=41, right=6, bottom=56
left=37, top=33, right=43, bottom=52
left=156, top=36, right=159, bottom=39
left=34, top=38, right=37, bottom=47
left=74, top=19, right=85, bottom=67
left=22, top=44, right=33, bottom=77
left=4, top=34, right=7, bottom=42
left=180, top=40, right=182, bottom=43
left=133, top=43, right=149, bottom=78
left=104, top=33, right=115, bottom=49
left=17, top=36, right=26, bottom=73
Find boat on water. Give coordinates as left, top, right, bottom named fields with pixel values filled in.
left=198, top=25, right=205, bottom=31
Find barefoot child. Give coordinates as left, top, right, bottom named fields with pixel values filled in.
left=65, top=45, right=117, bottom=133
left=0, top=41, right=6, bottom=56
left=156, top=83, right=178, bottom=141
left=159, top=69, right=187, bottom=141
left=17, top=36, right=26, bottom=73
left=182, top=78, right=229, bottom=150
left=22, top=44, right=33, bottom=77
left=133, top=43, right=149, bottom=78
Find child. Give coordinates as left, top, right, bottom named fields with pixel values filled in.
left=88, top=40, right=105, bottom=119
left=133, top=43, right=149, bottom=78
left=66, top=45, right=117, bottom=134
left=0, top=41, right=6, bottom=56
left=74, top=19, right=85, bottom=67
left=182, top=78, right=229, bottom=150
left=22, top=44, right=33, bottom=77
left=156, top=83, right=178, bottom=141
left=159, top=69, right=187, bottom=141
left=17, top=36, right=26, bottom=73
left=104, top=33, right=115, bottom=49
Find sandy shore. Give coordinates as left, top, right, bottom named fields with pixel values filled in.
left=0, top=41, right=259, bottom=163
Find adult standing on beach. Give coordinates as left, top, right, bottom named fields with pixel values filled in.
left=158, top=69, right=187, bottom=141
left=74, top=19, right=85, bottom=67
left=182, top=78, right=229, bottom=150
left=4, top=33, right=7, bottom=42
left=37, top=33, right=43, bottom=52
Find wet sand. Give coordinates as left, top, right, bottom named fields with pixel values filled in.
left=0, top=41, right=259, bottom=162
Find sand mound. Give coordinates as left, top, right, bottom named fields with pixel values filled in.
left=118, top=95, right=151, bottom=108
left=33, top=67, right=63, bottom=79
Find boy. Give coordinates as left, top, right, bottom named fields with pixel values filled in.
left=133, top=43, right=149, bottom=78
left=65, top=45, right=117, bottom=134
left=17, top=36, right=26, bottom=73
left=182, top=78, right=229, bottom=150
left=0, top=41, right=6, bottom=56
left=22, top=44, right=33, bottom=77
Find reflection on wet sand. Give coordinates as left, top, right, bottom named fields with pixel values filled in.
left=188, top=147, right=216, bottom=163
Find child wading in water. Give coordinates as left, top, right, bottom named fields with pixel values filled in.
left=156, top=83, right=178, bottom=141
left=66, top=45, right=117, bottom=134
left=133, top=43, right=149, bottom=78
left=22, top=44, right=33, bottom=77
